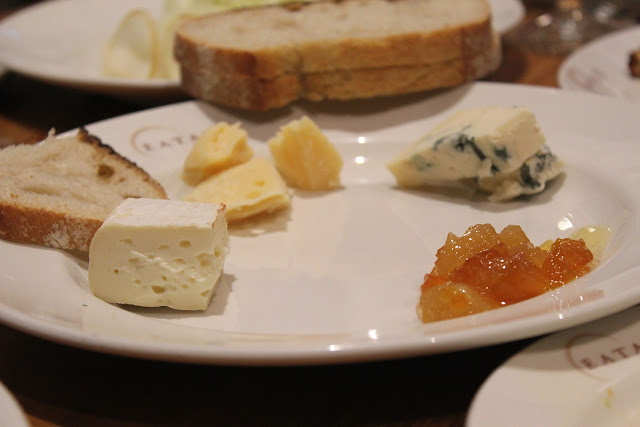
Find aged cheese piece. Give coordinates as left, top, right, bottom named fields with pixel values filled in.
left=183, top=157, right=291, bottom=222
left=477, top=145, right=564, bottom=201
left=268, top=116, right=342, bottom=190
left=387, top=106, right=563, bottom=200
left=182, top=122, right=254, bottom=186
left=88, top=198, right=229, bottom=310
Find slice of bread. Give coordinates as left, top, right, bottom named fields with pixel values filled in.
left=180, top=37, right=501, bottom=110
left=0, top=129, right=168, bottom=252
left=174, top=0, right=500, bottom=110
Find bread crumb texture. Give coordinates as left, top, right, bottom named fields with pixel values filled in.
left=0, top=129, right=167, bottom=251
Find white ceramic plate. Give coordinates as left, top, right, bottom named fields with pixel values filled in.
left=0, top=0, right=523, bottom=97
left=558, top=26, right=640, bottom=102
left=0, top=0, right=178, bottom=98
left=488, top=0, right=524, bottom=34
left=1, top=82, right=639, bottom=365
left=0, top=381, right=28, bottom=427
left=468, top=303, right=640, bottom=427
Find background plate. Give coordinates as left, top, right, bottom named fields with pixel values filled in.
left=468, top=304, right=640, bottom=427
left=0, top=0, right=524, bottom=97
left=0, top=0, right=179, bottom=98
left=0, top=381, right=28, bottom=427
left=0, top=82, right=638, bottom=365
left=488, top=0, right=524, bottom=34
left=558, top=26, right=640, bottom=102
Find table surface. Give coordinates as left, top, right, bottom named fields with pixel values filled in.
left=0, top=2, right=581, bottom=426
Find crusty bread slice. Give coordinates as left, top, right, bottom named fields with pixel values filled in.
left=0, top=129, right=168, bottom=252
left=174, top=0, right=500, bottom=110
left=180, top=33, right=501, bottom=110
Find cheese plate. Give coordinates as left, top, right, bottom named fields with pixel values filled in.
left=0, top=82, right=639, bottom=365
left=0, top=0, right=524, bottom=98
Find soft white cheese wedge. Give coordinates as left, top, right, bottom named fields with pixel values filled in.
left=88, top=198, right=229, bottom=310
left=387, top=106, right=563, bottom=200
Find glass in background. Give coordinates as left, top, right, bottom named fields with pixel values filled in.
left=507, top=0, right=640, bottom=55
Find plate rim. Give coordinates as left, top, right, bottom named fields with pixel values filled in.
left=558, top=25, right=640, bottom=100
left=0, top=0, right=180, bottom=96
left=466, top=303, right=640, bottom=426
left=0, top=380, right=28, bottom=427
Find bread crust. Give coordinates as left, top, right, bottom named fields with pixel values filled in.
left=0, top=202, right=101, bottom=253
left=75, top=128, right=168, bottom=199
left=175, top=43, right=298, bottom=82
left=0, top=129, right=168, bottom=252
left=180, top=68, right=302, bottom=111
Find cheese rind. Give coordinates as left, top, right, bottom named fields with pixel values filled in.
left=387, top=106, right=563, bottom=200
left=183, top=157, right=291, bottom=222
left=88, top=198, right=229, bottom=310
left=182, top=122, right=254, bottom=186
left=268, top=116, right=342, bottom=191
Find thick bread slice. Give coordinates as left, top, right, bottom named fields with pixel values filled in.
left=179, top=32, right=501, bottom=110
left=179, top=68, right=303, bottom=111
left=0, top=129, right=168, bottom=252
left=174, top=0, right=499, bottom=110
left=175, top=0, right=493, bottom=77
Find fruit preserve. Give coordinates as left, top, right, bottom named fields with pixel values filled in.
left=418, top=224, right=596, bottom=323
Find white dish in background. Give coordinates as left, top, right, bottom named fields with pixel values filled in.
left=0, top=381, right=29, bottom=427
left=0, top=0, right=523, bottom=98
left=488, top=0, right=524, bottom=34
left=0, top=0, right=178, bottom=98
left=468, top=304, right=640, bottom=427
left=559, top=26, right=640, bottom=102
left=0, top=82, right=639, bottom=365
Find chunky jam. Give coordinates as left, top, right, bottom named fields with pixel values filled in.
left=418, top=224, right=595, bottom=323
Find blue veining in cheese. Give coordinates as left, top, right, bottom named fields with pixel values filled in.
left=387, top=106, right=564, bottom=200
left=478, top=145, right=564, bottom=201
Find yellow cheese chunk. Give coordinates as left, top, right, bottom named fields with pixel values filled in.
left=268, top=116, right=342, bottom=191
left=182, top=122, right=254, bottom=186
left=183, top=157, right=291, bottom=222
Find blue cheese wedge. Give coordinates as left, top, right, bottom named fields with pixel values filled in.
left=88, top=198, right=229, bottom=311
left=387, top=106, right=564, bottom=200
left=477, top=145, right=564, bottom=201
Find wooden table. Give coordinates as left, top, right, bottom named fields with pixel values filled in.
left=0, top=2, right=570, bottom=426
